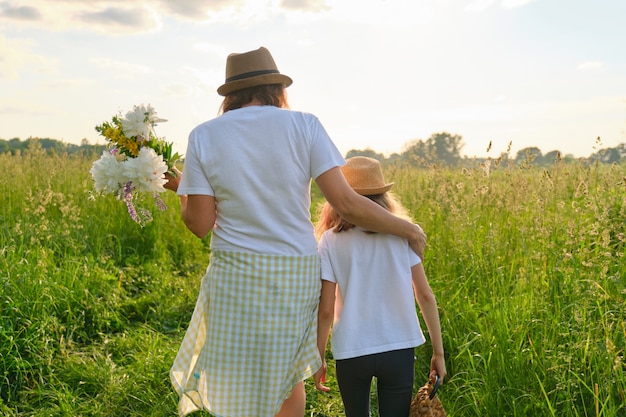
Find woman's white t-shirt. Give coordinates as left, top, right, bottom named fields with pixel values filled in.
left=178, top=106, right=344, bottom=255
left=319, top=226, right=425, bottom=360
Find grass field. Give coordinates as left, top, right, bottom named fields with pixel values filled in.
left=1, top=141, right=624, bottom=416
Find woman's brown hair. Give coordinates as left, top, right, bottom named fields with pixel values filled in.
left=220, top=84, right=289, bottom=113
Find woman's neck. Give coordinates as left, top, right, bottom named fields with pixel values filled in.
left=242, top=99, right=262, bottom=108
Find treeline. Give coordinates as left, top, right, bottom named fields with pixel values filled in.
left=3, top=134, right=626, bottom=167
left=0, top=137, right=105, bottom=156
left=347, top=132, right=626, bottom=167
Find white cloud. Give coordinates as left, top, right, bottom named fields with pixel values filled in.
left=0, top=2, right=41, bottom=20
left=280, top=0, right=330, bottom=12
left=36, top=0, right=263, bottom=28
left=465, top=0, right=496, bottom=12
left=0, top=1, right=164, bottom=33
left=78, top=5, right=162, bottom=33
left=179, top=65, right=221, bottom=92
left=577, top=61, right=603, bottom=71
left=90, top=57, right=152, bottom=78
left=192, top=42, right=229, bottom=57
left=493, top=95, right=507, bottom=103
left=160, top=83, right=195, bottom=97
left=501, top=0, right=538, bottom=8
left=0, top=103, right=55, bottom=117
left=158, top=0, right=235, bottom=19
left=0, top=35, right=56, bottom=79
left=1, top=0, right=436, bottom=34
left=322, top=0, right=435, bottom=26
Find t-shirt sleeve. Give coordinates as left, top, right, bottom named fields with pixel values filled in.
left=307, top=114, right=345, bottom=180
left=177, top=132, right=215, bottom=196
left=318, top=233, right=337, bottom=283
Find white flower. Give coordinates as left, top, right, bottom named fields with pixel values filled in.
left=121, top=104, right=167, bottom=139
left=123, top=147, right=168, bottom=193
left=90, top=150, right=127, bottom=193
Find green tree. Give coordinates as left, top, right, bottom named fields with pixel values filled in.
left=401, top=132, right=464, bottom=166
left=427, top=132, right=464, bottom=165
left=543, top=150, right=562, bottom=165
left=400, top=138, right=428, bottom=165
left=590, top=145, right=624, bottom=164
left=515, top=146, right=543, bottom=167
left=345, top=148, right=386, bottom=161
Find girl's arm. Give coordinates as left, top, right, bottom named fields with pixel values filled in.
left=315, top=167, right=426, bottom=259
left=412, top=263, right=447, bottom=382
left=314, top=280, right=336, bottom=392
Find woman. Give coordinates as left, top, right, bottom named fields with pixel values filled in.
left=165, top=46, right=426, bottom=417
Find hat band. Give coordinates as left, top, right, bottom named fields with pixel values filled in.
left=226, top=69, right=279, bottom=82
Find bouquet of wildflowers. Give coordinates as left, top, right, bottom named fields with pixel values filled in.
left=90, top=104, right=181, bottom=226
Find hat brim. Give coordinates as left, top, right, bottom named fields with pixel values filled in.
left=352, top=183, right=394, bottom=196
left=217, top=73, right=293, bottom=96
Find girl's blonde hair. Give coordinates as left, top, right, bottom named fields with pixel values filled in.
left=314, top=191, right=413, bottom=240
left=220, top=84, right=289, bottom=113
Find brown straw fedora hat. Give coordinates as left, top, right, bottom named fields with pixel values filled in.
left=341, top=156, right=394, bottom=195
left=217, top=46, right=293, bottom=96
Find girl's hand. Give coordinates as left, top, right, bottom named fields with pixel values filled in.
left=313, top=361, right=330, bottom=392
left=430, top=354, right=447, bottom=383
left=164, top=167, right=183, bottom=192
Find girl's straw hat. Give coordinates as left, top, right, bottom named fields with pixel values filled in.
left=217, top=47, right=293, bottom=96
left=341, top=156, right=394, bottom=195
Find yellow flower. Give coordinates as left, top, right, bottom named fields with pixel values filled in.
left=117, top=135, right=140, bottom=157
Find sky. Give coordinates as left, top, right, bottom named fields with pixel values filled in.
left=1, top=0, right=625, bottom=159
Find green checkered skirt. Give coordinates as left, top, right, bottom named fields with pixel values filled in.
left=170, top=250, right=322, bottom=417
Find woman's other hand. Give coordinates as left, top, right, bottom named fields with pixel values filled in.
left=164, top=167, right=183, bottom=192
left=313, top=361, right=330, bottom=393
left=409, top=223, right=427, bottom=261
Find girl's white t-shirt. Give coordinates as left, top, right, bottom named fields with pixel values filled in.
left=178, top=106, right=344, bottom=255
left=318, top=226, right=425, bottom=360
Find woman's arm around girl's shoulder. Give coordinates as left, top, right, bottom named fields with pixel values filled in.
left=315, top=167, right=426, bottom=258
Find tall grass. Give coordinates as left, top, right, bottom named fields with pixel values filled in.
left=1, top=142, right=209, bottom=416
left=0, top=141, right=624, bottom=416
left=388, top=157, right=626, bottom=416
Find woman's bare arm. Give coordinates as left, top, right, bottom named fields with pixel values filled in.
left=165, top=169, right=217, bottom=239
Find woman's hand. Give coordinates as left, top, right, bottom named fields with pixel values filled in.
left=164, top=167, right=183, bottom=192
left=409, top=223, right=427, bottom=261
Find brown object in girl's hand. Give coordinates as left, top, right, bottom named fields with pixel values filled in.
left=409, top=375, right=446, bottom=417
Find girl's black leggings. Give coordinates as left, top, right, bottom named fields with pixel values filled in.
left=335, top=347, right=415, bottom=417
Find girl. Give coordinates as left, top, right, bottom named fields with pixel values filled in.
left=313, top=156, right=446, bottom=417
